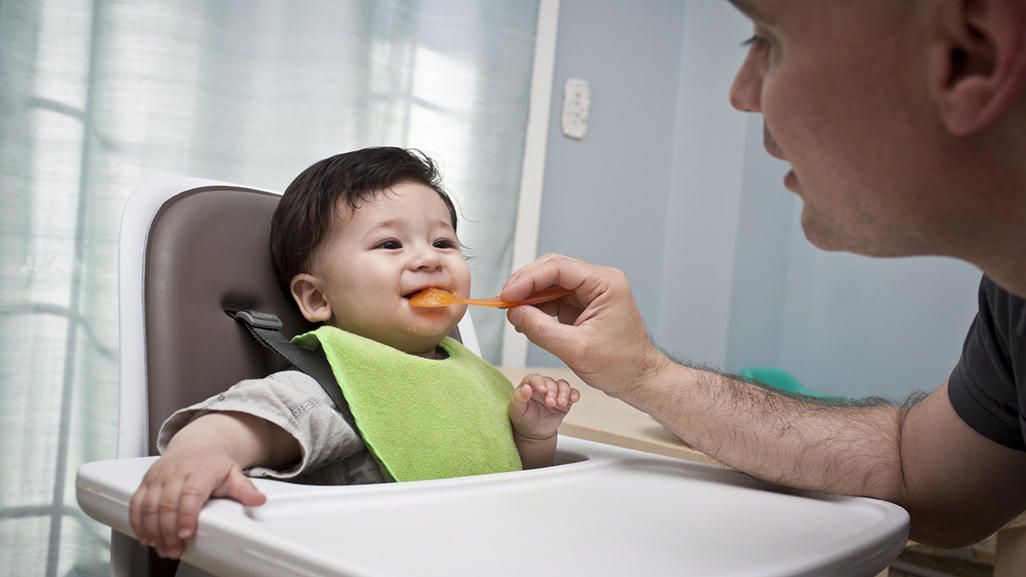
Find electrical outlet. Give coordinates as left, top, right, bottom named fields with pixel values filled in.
left=561, top=77, right=591, bottom=140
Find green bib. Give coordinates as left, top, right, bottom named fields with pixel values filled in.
left=292, top=326, right=522, bottom=482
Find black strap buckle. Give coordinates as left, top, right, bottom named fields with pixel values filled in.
left=225, top=309, right=283, bottom=330
left=224, top=307, right=360, bottom=435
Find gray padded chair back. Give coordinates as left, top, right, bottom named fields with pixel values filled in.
left=144, top=186, right=315, bottom=453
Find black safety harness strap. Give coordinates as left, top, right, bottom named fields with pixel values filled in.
left=225, top=309, right=359, bottom=434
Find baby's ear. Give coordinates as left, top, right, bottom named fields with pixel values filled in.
left=290, top=273, right=332, bottom=323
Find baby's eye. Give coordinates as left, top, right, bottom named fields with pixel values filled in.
left=377, top=240, right=402, bottom=250
left=433, top=238, right=457, bottom=249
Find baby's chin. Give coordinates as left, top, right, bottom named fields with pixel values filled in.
left=393, top=335, right=449, bottom=358
left=404, top=306, right=465, bottom=336
left=384, top=325, right=457, bottom=355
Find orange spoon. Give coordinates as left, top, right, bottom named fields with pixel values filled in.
left=409, top=287, right=572, bottom=309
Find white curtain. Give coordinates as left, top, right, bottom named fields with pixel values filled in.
left=0, top=1, right=538, bottom=574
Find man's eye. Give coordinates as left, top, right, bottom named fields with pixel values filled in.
left=741, top=34, right=770, bottom=53
left=378, top=240, right=401, bottom=250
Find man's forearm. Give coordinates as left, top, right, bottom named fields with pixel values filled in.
left=618, top=361, right=909, bottom=502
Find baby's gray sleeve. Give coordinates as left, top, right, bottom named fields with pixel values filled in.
left=156, top=370, right=382, bottom=484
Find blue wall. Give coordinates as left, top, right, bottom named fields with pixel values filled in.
left=530, top=0, right=981, bottom=401
left=528, top=0, right=686, bottom=365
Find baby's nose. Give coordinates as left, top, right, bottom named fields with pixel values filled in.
left=410, top=245, right=442, bottom=270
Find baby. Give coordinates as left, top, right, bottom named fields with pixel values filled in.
left=129, top=147, right=580, bottom=560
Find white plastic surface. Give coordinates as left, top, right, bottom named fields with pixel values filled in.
left=78, top=436, right=908, bottom=577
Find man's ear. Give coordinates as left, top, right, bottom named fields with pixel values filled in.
left=930, top=0, right=1026, bottom=135
left=290, top=273, right=332, bottom=323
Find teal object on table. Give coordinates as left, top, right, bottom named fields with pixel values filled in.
left=739, top=366, right=834, bottom=399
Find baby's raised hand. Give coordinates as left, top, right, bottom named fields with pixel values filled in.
left=129, top=449, right=266, bottom=560
left=508, top=373, right=580, bottom=440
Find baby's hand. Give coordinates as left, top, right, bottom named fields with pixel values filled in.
left=129, top=450, right=266, bottom=559
left=509, top=373, right=580, bottom=441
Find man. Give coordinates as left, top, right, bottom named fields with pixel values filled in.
left=501, top=0, right=1026, bottom=547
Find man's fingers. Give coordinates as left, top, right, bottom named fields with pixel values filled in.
left=507, top=305, right=575, bottom=352
left=503, top=253, right=562, bottom=296
left=504, top=254, right=657, bottom=398
left=502, top=254, right=587, bottom=302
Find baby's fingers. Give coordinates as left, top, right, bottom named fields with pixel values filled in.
left=555, top=379, right=577, bottom=410
left=136, top=476, right=170, bottom=555
left=521, top=374, right=558, bottom=407
left=177, top=464, right=266, bottom=542
left=216, top=464, right=267, bottom=507
left=519, top=373, right=545, bottom=390
left=509, top=383, right=534, bottom=418
left=175, top=471, right=216, bottom=542
left=157, top=477, right=187, bottom=557
left=541, top=379, right=560, bottom=408
left=129, top=482, right=153, bottom=546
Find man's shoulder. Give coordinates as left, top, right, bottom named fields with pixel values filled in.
left=980, top=276, right=1026, bottom=333
left=948, top=275, right=1026, bottom=451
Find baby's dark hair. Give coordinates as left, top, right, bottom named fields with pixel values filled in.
left=270, top=147, right=458, bottom=293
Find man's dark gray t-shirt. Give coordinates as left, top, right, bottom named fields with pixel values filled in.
left=948, top=276, right=1026, bottom=451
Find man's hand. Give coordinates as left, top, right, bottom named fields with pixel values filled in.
left=509, top=373, right=580, bottom=440
left=502, top=253, right=670, bottom=397
left=129, top=448, right=266, bottom=560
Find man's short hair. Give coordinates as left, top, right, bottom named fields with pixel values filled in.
left=269, top=147, right=458, bottom=293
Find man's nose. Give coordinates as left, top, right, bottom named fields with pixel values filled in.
left=729, top=52, right=762, bottom=113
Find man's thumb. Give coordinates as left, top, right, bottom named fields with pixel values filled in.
left=507, top=305, right=574, bottom=356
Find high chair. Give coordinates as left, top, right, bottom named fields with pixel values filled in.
left=78, top=176, right=911, bottom=577
left=87, top=175, right=480, bottom=577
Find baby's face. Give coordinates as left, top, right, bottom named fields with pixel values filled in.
left=309, top=181, right=471, bottom=354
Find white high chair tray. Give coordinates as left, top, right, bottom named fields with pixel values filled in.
left=77, top=436, right=908, bottom=577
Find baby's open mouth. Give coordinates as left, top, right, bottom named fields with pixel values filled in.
left=403, top=287, right=443, bottom=300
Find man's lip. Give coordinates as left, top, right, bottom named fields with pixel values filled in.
left=763, top=124, right=787, bottom=161
left=763, top=138, right=787, bottom=160
left=784, top=169, right=799, bottom=190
